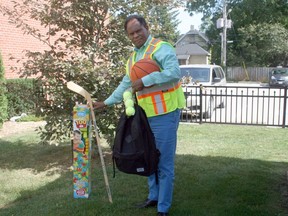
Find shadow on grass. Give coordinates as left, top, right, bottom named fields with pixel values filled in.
left=0, top=137, right=288, bottom=215
left=0, top=137, right=72, bottom=174
left=173, top=155, right=288, bottom=215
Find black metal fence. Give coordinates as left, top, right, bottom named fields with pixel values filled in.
left=180, top=85, right=288, bottom=128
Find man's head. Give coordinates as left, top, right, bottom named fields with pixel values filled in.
left=124, top=14, right=150, bottom=49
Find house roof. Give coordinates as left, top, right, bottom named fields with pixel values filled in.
left=177, top=55, right=190, bottom=60
left=175, top=28, right=209, bottom=47
left=176, top=44, right=210, bottom=56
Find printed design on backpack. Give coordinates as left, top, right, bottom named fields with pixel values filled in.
left=113, top=103, right=160, bottom=177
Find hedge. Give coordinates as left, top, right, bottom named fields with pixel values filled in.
left=6, top=78, right=37, bottom=118
left=0, top=51, right=8, bottom=128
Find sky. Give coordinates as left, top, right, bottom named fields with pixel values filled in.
left=176, top=8, right=203, bottom=34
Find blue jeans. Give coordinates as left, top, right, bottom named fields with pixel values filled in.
left=147, top=109, right=180, bottom=213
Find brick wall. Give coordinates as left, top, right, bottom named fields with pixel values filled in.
left=0, top=0, right=48, bottom=79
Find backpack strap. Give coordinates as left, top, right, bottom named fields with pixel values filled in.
left=133, top=92, right=138, bottom=105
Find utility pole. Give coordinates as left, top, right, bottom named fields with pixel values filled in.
left=217, top=0, right=232, bottom=71
left=222, top=0, right=227, bottom=69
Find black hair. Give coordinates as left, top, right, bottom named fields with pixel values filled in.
left=74, top=130, right=81, bottom=135
left=124, top=14, right=148, bottom=32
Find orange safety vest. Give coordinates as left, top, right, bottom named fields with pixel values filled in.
left=126, top=38, right=185, bottom=117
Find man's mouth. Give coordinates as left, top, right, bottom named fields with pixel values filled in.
left=134, top=38, right=142, bottom=44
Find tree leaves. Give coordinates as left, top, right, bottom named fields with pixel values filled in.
left=1, top=0, right=181, bottom=145
left=186, top=0, right=288, bottom=66
left=239, top=23, right=288, bottom=66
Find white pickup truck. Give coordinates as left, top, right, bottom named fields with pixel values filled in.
left=180, top=64, right=227, bottom=118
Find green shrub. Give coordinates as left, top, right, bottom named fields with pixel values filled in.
left=0, top=51, right=8, bottom=128
left=6, top=78, right=37, bottom=118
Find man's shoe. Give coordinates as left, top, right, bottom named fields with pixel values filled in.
left=136, top=199, right=158, bottom=208
left=157, top=212, right=169, bottom=216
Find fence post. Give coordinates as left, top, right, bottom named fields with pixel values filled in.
left=282, top=87, right=287, bottom=128
left=199, top=85, right=203, bottom=124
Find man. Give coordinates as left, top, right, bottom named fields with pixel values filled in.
left=93, top=14, right=185, bottom=216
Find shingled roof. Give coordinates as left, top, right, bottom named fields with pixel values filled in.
left=175, top=28, right=209, bottom=47
left=176, top=44, right=210, bottom=56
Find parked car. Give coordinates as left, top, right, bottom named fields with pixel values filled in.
left=269, top=67, right=288, bottom=87
left=180, top=64, right=227, bottom=118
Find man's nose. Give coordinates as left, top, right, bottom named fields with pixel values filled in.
left=132, top=32, right=139, bottom=38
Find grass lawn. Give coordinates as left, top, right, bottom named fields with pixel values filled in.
left=0, top=123, right=288, bottom=215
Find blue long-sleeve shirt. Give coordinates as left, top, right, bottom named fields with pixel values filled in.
left=104, top=35, right=181, bottom=106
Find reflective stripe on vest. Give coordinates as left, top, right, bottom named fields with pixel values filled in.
left=142, top=38, right=162, bottom=59
left=137, top=81, right=182, bottom=115
left=127, top=53, right=134, bottom=76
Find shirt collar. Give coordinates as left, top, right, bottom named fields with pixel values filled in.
left=134, top=35, right=152, bottom=52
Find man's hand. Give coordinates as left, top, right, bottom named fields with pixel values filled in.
left=132, top=79, right=144, bottom=92
left=93, top=101, right=106, bottom=109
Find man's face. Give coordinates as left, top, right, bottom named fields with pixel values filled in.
left=126, top=18, right=149, bottom=49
